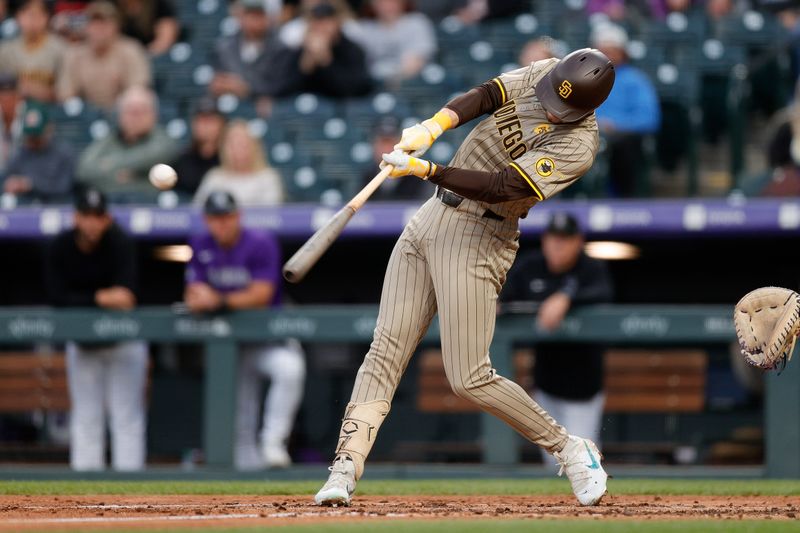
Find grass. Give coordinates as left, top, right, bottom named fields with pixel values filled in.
left=36, top=522, right=800, bottom=533
left=0, top=479, right=798, bottom=496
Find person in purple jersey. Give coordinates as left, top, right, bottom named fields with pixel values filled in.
left=184, top=190, right=305, bottom=469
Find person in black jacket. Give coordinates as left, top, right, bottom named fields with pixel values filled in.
left=46, top=188, right=148, bottom=471
left=501, top=212, right=613, bottom=468
left=210, top=0, right=279, bottom=104
left=269, top=1, right=372, bottom=98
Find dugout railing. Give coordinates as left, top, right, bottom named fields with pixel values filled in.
left=0, top=305, right=796, bottom=478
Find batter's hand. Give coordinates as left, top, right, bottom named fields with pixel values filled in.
left=381, top=149, right=437, bottom=179
left=394, top=112, right=453, bottom=157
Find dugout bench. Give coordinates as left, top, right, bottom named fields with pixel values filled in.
left=0, top=305, right=797, bottom=477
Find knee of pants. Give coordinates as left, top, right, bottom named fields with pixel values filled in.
left=447, top=376, right=482, bottom=402
left=260, top=347, right=306, bottom=384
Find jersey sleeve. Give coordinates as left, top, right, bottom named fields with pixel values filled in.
left=509, top=135, right=597, bottom=200
left=492, top=65, right=531, bottom=106
left=493, top=58, right=557, bottom=105
left=247, top=232, right=281, bottom=285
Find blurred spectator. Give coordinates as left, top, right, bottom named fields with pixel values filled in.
left=705, top=0, right=740, bottom=24
left=0, top=73, right=20, bottom=171
left=518, top=36, right=565, bottom=66
left=76, top=86, right=179, bottom=199
left=0, top=0, right=64, bottom=102
left=360, top=116, right=429, bottom=200
left=210, top=0, right=279, bottom=113
left=777, top=5, right=800, bottom=82
left=745, top=83, right=800, bottom=196
left=171, top=97, right=226, bottom=198
left=270, top=1, right=372, bottom=97
left=416, top=0, right=528, bottom=24
left=2, top=100, right=74, bottom=203
left=57, top=1, right=151, bottom=110
left=194, top=120, right=285, bottom=206
left=501, top=213, right=613, bottom=469
left=114, top=0, right=179, bottom=56
left=646, top=0, right=695, bottom=20
left=352, top=0, right=436, bottom=84
left=591, top=24, right=660, bottom=197
left=46, top=188, right=147, bottom=471
left=586, top=0, right=629, bottom=22
left=185, top=190, right=305, bottom=469
left=279, top=0, right=361, bottom=48
left=52, top=1, right=91, bottom=42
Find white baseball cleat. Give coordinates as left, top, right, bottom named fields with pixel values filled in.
left=553, top=435, right=608, bottom=506
left=314, top=455, right=356, bottom=506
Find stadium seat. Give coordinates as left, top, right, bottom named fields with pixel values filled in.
left=643, top=62, right=701, bottom=192
left=483, top=14, right=553, bottom=56
left=50, top=99, right=106, bottom=152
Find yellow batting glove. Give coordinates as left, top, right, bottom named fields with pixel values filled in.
left=394, top=112, right=453, bottom=157
left=381, top=149, right=437, bottom=179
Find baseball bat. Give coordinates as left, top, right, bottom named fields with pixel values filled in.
left=282, top=164, right=393, bottom=283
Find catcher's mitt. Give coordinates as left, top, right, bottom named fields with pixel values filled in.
left=734, top=287, right=800, bottom=371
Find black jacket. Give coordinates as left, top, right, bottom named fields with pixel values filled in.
left=268, top=35, right=372, bottom=98
left=46, top=223, right=137, bottom=307
left=502, top=250, right=613, bottom=400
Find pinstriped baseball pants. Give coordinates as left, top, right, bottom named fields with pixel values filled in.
left=349, top=195, right=569, bottom=453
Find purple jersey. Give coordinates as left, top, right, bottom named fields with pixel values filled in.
left=186, top=228, right=282, bottom=307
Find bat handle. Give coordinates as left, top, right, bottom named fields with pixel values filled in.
left=347, top=165, right=393, bottom=211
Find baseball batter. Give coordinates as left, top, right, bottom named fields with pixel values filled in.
left=315, top=49, right=616, bottom=506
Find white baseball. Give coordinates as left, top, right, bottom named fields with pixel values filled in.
left=148, top=163, right=178, bottom=190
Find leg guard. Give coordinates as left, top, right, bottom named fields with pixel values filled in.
left=334, top=399, right=390, bottom=480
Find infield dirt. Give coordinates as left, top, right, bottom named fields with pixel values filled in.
left=0, top=494, right=798, bottom=530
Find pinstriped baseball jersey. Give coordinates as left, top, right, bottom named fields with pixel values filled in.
left=323, top=58, right=612, bottom=484
left=449, top=58, right=600, bottom=219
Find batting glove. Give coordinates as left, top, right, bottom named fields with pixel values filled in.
left=381, top=149, right=437, bottom=179
left=394, top=112, right=452, bottom=157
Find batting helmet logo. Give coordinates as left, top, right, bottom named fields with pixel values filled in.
left=558, top=80, right=573, bottom=99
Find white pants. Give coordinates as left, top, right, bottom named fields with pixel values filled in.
left=534, top=390, right=605, bottom=469
left=66, top=341, right=148, bottom=471
left=234, top=340, right=306, bottom=470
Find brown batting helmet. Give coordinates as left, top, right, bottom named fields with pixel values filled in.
left=535, top=48, right=615, bottom=123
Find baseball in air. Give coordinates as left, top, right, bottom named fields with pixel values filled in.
left=148, top=163, right=178, bottom=190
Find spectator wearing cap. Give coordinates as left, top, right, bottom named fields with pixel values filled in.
left=115, top=0, right=180, bottom=56
left=2, top=99, right=75, bottom=203
left=349, top=0, right=436, bottom=84
left=193, top=120, right=284, bottom=207
left=210, top=0, right=281, bottom=114
left=170, top=97, right=226, bottom=199
left=185, top=190, right=306, bottom=469
left=360, top=116, right=429, bottom=201
left=50, top=1, right=92, bottom=42
left=501, top=213, right=613, bottom=468
left=270, top=0, right=372, bottom=97
left=56, top=1, right=151, bottom=110
left=0, top=0, right=65, bottom=102
left=46, top=188, right=148, bottom=471
left=0, top=73, right=21, bottom=171
left=76, top=86, right=179, bottom=201
left=591, top=23, right=660, bottom=198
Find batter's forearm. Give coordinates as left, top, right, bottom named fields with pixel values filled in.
left=429, top=165, right=537, bottom=203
